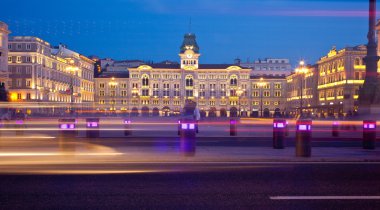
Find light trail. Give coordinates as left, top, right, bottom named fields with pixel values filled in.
left=0, top=136, right=56, bottom=139
left=0, top=152, right=123, bottom=157
left=270, top=196, right=380, bottom=200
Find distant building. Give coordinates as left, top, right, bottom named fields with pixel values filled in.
left=250, top=75, right=287, bottom=117
left=95, top=71, right=129, bottom=113
left=100, top=58, right=115, bottom=70
left=238, top=58, right=292, bottom=77
left=106, top=59, right=145, bottom=72
left=0, top=21, right=10, bottom=89
left=286, top=65, right=318, bottom=117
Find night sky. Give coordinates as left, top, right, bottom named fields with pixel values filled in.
left=0, top=0, right=376, bottom=66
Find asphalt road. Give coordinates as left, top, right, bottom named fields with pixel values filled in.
left=1, top=163, right=380, bottom=210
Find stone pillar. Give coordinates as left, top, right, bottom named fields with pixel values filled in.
left=359, top=0, right=380, bottom=112
left=0, top=22, right=10, bottom=89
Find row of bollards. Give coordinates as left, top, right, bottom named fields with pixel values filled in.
left=58, top=118, right=133, bottom=140
left=272, top=119, right=377, bottom=157
left=272, top=119, right=312, bottom=157
left=34, top=118, right=380, bottom=158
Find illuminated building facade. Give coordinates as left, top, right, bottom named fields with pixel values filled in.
left=316, top=46, right=366, bottom=117
left=285, top=46, right=367, bottom=118
left=250, top=75, right=287, bottom=117
left=94, top=33, right=288, bottom=117
left=7, top=36, right=95, bottom=113
left=95, top=71, right=130, bottom=113
left=286, top=65, right=318, bottom=117
left=0, top=22, right=10, bottom=88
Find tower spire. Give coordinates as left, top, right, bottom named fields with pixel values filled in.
left=189, top=17, right=192, bottom=33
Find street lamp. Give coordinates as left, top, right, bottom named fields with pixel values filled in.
left=108, top=77, right=118, bottom=115
left=295, top=60, right=309, bottom=118
left=236, top=87, right=244, bottom=117
left=66, top=66, right=79, bottom=116
left=257, top=78, right=267, bottom=118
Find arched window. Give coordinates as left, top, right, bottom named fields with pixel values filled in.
left=142, top=75, right=149, bottom=86
left=230, top=75, right=238, bottom=86
left=185, top=75, right=194, bottom=87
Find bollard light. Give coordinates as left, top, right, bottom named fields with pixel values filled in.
left=179, top=119, right=197, bottom=156
left=60, top=123, right=75, bottom=129
left=295, top=119, right=312, bottom=157
left=297, top=124, right=311, bottom=131
left=230, top=119, right=237, bottom=136
left=85, top=118, right=100, bottom=138
left=332, top=121, right=340, bottom=137
left=181, top=123, right=188, bottom=130
left=363, top=122, right=376, bottom=129
left=274, top=122, right=285, bottom=128
left=86, top=122, right=98, bottom=128
left=363, top=120, right=376, bottom=149
left=124, top=119, right=132, bottom=136
left=273, top=119, right=287, bottom=149
left=58, top=119, right=76, bottom=130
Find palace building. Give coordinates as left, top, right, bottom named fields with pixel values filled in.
left=285, top=46, right=368, bottom=118
left=95, top=33, right=288, bottom=117
left=7, top=36, right=95, bottom=114
left=316, top=46, right=367, bottom=117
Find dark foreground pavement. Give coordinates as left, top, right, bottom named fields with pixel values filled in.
left=1, top=163, right=380, bottom=210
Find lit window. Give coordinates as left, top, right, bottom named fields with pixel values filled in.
left=26, top=80, right=31, bottom=87
left=264, top=91, right=270, bottom=97
left=275, top=91, right=281, bottom=97
left=252, top=91, right=259, bottom=97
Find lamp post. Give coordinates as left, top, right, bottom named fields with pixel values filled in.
left=108, top=77, right=118, bottom=115
left=66, top=66, right=79, bottom=116
left=295, top=60, right=309, bottom=118
left=236, top=87, right=244, bottom=117
left=257, top=78, right=267, bottom=118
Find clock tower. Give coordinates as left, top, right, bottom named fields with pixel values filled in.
left=179, top=33, right=200, bottom=70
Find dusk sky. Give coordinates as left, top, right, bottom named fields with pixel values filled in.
left=1, top=0, right=377, bottom=66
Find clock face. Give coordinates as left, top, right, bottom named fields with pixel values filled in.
left=186, top=54, right=193, bottom=58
